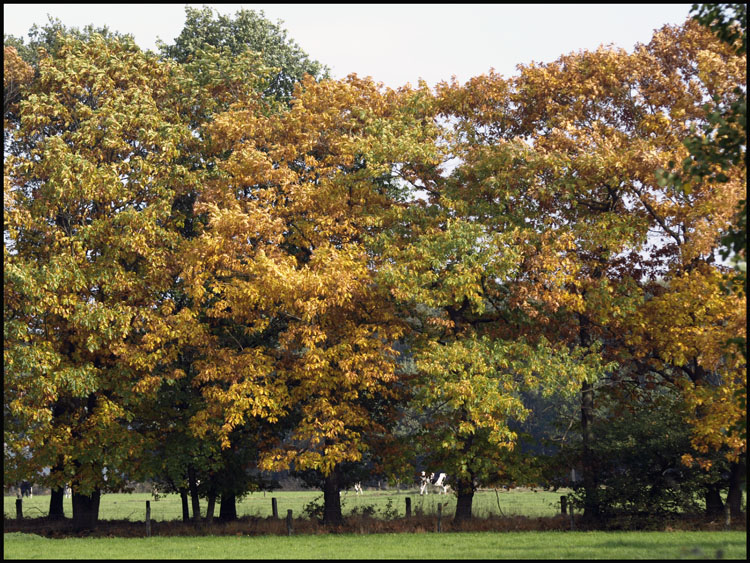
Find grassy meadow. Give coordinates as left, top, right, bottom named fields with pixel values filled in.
left=4, top=487, right=567, bottom=522
left=5, top=489, right=746, bottom=559
left=4, top=530, right=747, bottom=559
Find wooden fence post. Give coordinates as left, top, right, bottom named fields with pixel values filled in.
left=405, top=497, right=411, bottom=518
left=146, top=501, right=151, bottom=537
left=16, top=498, right=23, bottom=520
left=569, top=504, right=575, bottom=530
left=272, top=497, right=278, bottom=519
left=560, top=495, right=567, bottom=516
left=286, top=509, right=293, bottom=536
left=724, top=505, right=731, bottom=530
left=437, top=502, right=442, bottom=532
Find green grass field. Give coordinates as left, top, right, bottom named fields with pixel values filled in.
left=5, top=489, right=746, bottom=559
left=4, top=488, right=567, bottom=522
left=4, top=530, right=746, bottom=559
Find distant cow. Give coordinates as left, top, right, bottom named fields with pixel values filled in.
left=20, top=481, right=33, bottom=498
left=419, top=471, right=450, bottom=495
left=433, top=472, right=449, bottom=494
left=353, top=482, right=363, bottom=495
left=419, top=472, right=430, bottom=495
left=64, top=484, right=72, bottom=498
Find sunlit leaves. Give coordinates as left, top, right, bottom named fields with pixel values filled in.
left=3, top=45, right=34, bottom=130
left=181, top=74, right=432, bottom=477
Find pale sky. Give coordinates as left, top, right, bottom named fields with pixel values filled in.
left=4, top=3, right=694, bottom=89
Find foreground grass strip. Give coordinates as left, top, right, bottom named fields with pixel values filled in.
left=4, top=530, right=746, bottom=560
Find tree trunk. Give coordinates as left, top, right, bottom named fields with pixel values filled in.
left=72, top=489, right=100, bottom=531
left=219, top=492, right=237, bottom=522
left=205, top=491, right=216, bottom=524
left=577, top=311, right=600, bottom=523
left=581, top=380, right=600, bottom=522
left=179, top=488, right=190, bottom=522
left=322, top=469, right=343, bottom=526
left=726, top=456, right=746, bottom=519
left=49, top=487, right=65, bottom=519
left=453, top=477, right=475, bottom=522
left=48, top=458, right=66, bottom=519
left=705, top=483, right=724, bottom=517
left=187, top=465, right=201, bottom=521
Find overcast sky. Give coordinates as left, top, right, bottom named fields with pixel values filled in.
left=5, top=3, right=694, bottom=89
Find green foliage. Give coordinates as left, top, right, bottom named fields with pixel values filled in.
left=379, top=497, right=400, bottom=520
left=160, top=6, right=329, bottom=102
left=301, top=495, right=325, bottom=521
left=561, top=390, right=730, bottom=525
left=348, top=502, right=377, bottom=518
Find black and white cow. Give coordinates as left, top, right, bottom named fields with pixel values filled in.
left=419, top=471, right=450, bottom=495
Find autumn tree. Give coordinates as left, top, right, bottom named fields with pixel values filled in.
left=130, top=45, right=281, bottom=525
left=3, top=18, right=122, bottom=518
left=375, top=73, right=614, bottom=521
left=375, top=16, right=745, bottom=525
left=506, top=18, right=746, bottom=520
left=141, top=9, right=329, bottom=520
left=181, top=73, right=439, bottom=525
left=681, top=2, right=747, bottom=516
left=4, top=34, right=197, bottom=530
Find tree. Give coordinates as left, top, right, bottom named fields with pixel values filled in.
left=181, top=73, right=438, bottom=525
left=684, top=4, right=747, bottom=516
left=129, top=43, right=278, bottom=527
left=4, top=33, right=196, bottom=530
left=376, top=16, right=744, bottom=524
left=160, top=6, right=328, bottom=103
left=132, top=5, right=326, bottom=519
left=562, top=385, right=733, bottom=525
left=507, top=18, right=746, bottom=519
left=371, top=72, right=616, bottom=522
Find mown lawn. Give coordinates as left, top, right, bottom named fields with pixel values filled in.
left=4, top=530, right=746, bottom=559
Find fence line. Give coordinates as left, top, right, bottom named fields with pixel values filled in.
left=3, top=488, right=580, bottom=523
